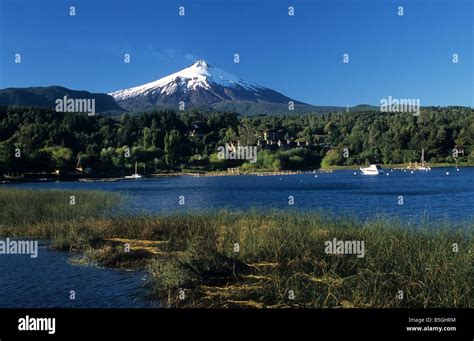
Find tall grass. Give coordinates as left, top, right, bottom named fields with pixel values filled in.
left=142, top=211, right=473, bottom=308
left=0, top=188, right=119, bottom=237
left=0, top=188, right=471, bottom=308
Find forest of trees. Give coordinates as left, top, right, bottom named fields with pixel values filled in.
left=0, top=105, right=472, bottom=177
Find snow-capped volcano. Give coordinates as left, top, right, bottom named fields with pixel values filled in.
left=109, top=60, right=302, bottom=111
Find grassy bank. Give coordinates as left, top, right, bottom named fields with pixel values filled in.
left=0, top=189, right=472, bottom=308
left=0, top=188, right=119, bottom=226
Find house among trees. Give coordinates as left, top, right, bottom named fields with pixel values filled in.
left=0, top=106, right=471, bottom=177
left=188, top=121, right=207, bottom=137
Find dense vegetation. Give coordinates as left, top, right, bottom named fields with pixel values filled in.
left=1, top=188, right=471, bottom=308
left=0, top=106, right=472, bottom=176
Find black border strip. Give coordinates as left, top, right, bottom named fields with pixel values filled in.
left=0, top=308, right=472, bottom=340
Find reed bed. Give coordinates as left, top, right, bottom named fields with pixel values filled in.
left=0, top=188, right=471, bottom=308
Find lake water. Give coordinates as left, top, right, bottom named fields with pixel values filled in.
left=0, top=241, right=157, bottom=308
left=2, top=167, right=472, bottom=308
left=6, top=167, right=474, bottom=225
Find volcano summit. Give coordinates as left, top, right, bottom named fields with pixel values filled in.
left=109, top=60, right=314, bottom=114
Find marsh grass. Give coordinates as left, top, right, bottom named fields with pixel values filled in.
left=0, top=188, right=472, bottom=308
left=0, top=188, right=119, bottom=227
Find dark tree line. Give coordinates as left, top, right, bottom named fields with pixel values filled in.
left=0, top=105, right=472, bottom=176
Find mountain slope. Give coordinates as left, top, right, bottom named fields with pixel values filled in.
left=0, top=86, right=124, bottom=114
left=109, top=60, right=315, bottom=114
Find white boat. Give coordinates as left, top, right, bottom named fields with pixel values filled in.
left=408, top=149, right=431, bottom=171
left=125, top=174, right=142, bottom=179
left=416, top=165, right=431, bottom=171
left=360, top=164, right=384, bottom=175
left=125, top=162, right=143, bottom=179
left=417, top=149, right=431, bottom=171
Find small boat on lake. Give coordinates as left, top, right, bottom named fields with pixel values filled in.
left=124, top=162, right=143, bottom=179
left=407, top=149, right=431, bottom=171
left=417, top=148, right=431, bottom=171
left=360, top=164, right=384, bottom=175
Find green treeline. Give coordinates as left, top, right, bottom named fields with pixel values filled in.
left=0, top=106, right=472, bottom=175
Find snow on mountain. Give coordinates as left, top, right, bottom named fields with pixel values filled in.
left=109, top=60, right=301, bottom=111
left=110, top=60, right=259, bottom=100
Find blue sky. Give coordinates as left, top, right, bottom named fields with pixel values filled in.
left=0, top=0, right=472, bottom=106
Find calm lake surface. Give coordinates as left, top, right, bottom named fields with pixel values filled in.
left=2, top=167, right=472, bottom=308
left=0, top=242, right=156, bottom=308
left=6, top=167, right=474, bottom=224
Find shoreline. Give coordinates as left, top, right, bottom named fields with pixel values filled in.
left=320, top=162, right=473, bottom=171
left=1, top=164, right=472, bottom=184
left=0, top=188, right=472, bottom=308
left=3, top=213, right=472, bottom=309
